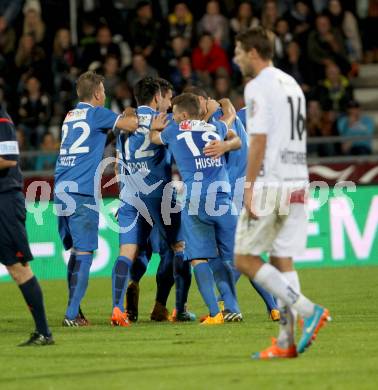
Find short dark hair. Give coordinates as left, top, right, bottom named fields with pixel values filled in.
left=155, top=77, right=174, bottom=98
left=133, top=77, right=161, bottom=106
left=183, top=86, right=208, bottom=99
left=235, top=27, right=274, bottom=60
left=76, top=71, right=104, bottom=101
left=172, top=93, right=201, bottom=117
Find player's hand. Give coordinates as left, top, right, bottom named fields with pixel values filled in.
left=203, top=140, right=228, bottom=159
left=244, top=187, right=259, bottom=220
left=151, top=113, right=168, bottom=132
left=123, top=106, right=136, bottom=116
left=218, top=98, right=236, bottom=117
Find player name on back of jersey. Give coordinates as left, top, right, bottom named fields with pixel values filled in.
left=59, top=156, right=76, bottom=167
left=195, top=157, right=222, bottom=169
left=120, top=161, right=150, bottom=175
left=280, top=149, right=306, bottom=165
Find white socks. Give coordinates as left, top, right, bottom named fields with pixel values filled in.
left=254, top=264, right=315, bottom=318
left=277, top=271, right=300, bottom=348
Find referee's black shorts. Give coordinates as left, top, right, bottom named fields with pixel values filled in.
left=0, top=191, right=33, bottom=266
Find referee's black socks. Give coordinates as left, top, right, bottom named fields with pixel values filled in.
left=19, top=276, right=51, bottom=337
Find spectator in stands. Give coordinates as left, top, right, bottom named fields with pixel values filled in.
left=81, top=25, right=121, bottom=70
left=127, top=1, right=161, bottom=63
left=308, top=99, right=339, bottom=156
left=0, top=0, right=23, bottom=34
left=197, top=0, right=230, bottom=49
left=22, top=1, right=46, bottom=46
left=337, top=100, right=375, bottom=155
left=109, top=81, right=132, bottom=114
left=18, top=76, right=51, bottom=148
left=164, top=35, right=191, bottom=76
left=279, top=41, right=310, bottom=93
left=274, top=18, right=293, bottom=62
left=316, top=62, right=353, bottom=114
left=126, top=53, right=158, bottom=88
left=307, top=14, right=350, bottom=81
left=170, top=55, right=198, bottom=93
left=192, top=33, right=231, bottom=86
left=15, top=34, right=46, bottom=81
left=360, top=0, right=378, bottom=63
left=311, top=0, right=328, bottom=14
left=52, top=28, right=79, bottom=117
left=16, top=127, right=33, bottom=170
left=78, top=17, right=97, bottom=49
left=102, top=55, right=122, bottom=98
left=34, top=132, right=57, bottom=171
left=261, top=0, right=280, bottom=31
left=326, top=0, right=362, bottom=63
left=230, top=1, right=260, bottom=37
left=0, top=8, right=17, bottom=57
left=213, top=75, right=241, bottom=106
left=285, top=0, right=312, bottom=48
left=166, top=2, right=193, bottom=41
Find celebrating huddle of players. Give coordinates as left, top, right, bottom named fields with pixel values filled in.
left=53, top=27, right=330, bottom=359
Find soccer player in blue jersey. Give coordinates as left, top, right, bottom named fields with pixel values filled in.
left=112, top=77, right=189, bottom=326
left=150, top=93, right=242, bottom=324
left=124, top=78, right=194, bottom=323
left=237, top=106, right=247, bottom=129
left=54, top=71, right=138, bottom=327
left=186, top=86, right=280, bottom=321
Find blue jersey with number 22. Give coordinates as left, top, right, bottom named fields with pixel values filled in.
left=54, top=102, right=119, bottom=196
left=117, top=105, right=171, bottom=197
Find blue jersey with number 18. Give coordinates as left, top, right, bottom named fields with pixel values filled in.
left=160, top=119, right=230, bottom=199
left=54, top=102, right=120, bottom=196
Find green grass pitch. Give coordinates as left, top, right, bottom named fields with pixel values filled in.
left=0, top=266, right=377, bottom=390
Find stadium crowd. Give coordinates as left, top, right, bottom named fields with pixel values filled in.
left=0, top=0, right=377, bottom=168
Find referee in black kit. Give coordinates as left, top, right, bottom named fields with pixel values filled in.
left=0, top=104, right=54, bottom=346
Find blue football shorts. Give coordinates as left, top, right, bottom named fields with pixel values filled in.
left=54, top=193, right=99, bottom=252
left=181, top=192, right=237, bottom=261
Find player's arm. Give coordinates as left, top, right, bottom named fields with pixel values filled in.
left=203, top=128, right=241, bottom=159
left=0, top=156, right=17, bottom=170
left=0, top=125, right=18, bottom=169
left=218, top=98, right=236, bottom=128
left=149, top=114, right=169, bottom=145
left=115, top=112, right=138, bottom=133
left=244, top=134, right=267, bottom=219
left=114, top=150, right=119, bottom=180
left=150, top=130, right=163, bottom=145
left=203, top=99, right=220, bottom=122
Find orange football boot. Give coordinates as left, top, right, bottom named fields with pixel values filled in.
left=111, top=307, right=131, bottom=327
left=200, top=312, right=224, bottom=325
left=252, top=338, right=298, bottom=359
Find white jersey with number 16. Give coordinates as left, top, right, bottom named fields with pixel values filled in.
left=245, top=66, right=308, bottom=187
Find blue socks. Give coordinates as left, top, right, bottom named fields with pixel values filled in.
left=250, top=280, right=278, bottom=312
left=173, top=252, right=192, bottom=313
left=155, top=248, right=174, bottom=306
left=193, top=262, right=219, bottom=317
left=130, top=252, right=148, bottom=283
left=67, top=252, right=76, bottom=289
left=112, top=256, right=133, bottom=311
left=66, top=253, right=93, bottom=319
left=19, top=276, right=51, bottom=337
left=210, top=258, right=240, bottom=313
